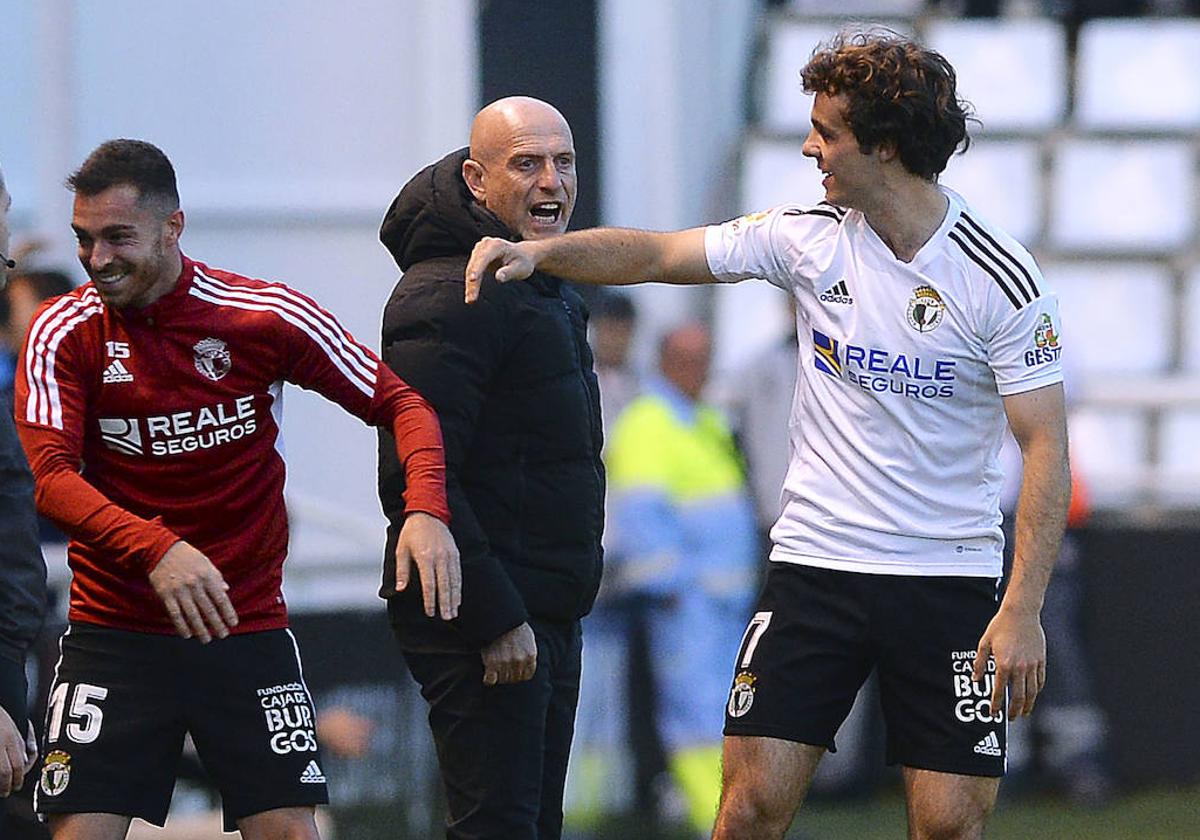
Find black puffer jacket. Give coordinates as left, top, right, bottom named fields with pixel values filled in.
left=0, top=403, right=45, bottom=724
left=377, top=148, right=604, bottom=651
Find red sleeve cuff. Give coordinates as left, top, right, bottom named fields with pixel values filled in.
left=142, top=529, right=182, bottom=573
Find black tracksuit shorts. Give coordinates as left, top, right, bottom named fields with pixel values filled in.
left=724, top=563, right=1006, bottom=777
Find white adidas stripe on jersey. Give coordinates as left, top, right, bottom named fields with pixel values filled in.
left=34, top=626, right=75, bottom=813
left=24, top=289, right=104, bottom=429
left=193, top=268, right=376, bottom=373
left=190, top=269, right=376, bottom=397
left=192, top=268, right=376, bottom=375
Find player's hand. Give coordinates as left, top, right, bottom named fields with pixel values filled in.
left=0, top=705, right=27, bottom=797
left=395, top=511, right=461, bottom=620
left=973, top=603, right=1046, bottom=721
left=481, top=622, right=537, bottom=686
left=465, top=237, right=537, bottom=303
left=148, top=540, right=239, bottom=643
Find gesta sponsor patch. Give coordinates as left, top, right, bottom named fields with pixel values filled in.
left=1025, top=313, right=1062, bottom=367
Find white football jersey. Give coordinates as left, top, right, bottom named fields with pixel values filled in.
left=704, top=187, right=1063, bottom=577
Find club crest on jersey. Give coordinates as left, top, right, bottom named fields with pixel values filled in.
left=193, top=337, right=232, bottom=381
left=1025, top=313, right=1062, bottom=367
left=728, top=671, right=758, bottom=719
left=730, top=208, right=772, bottom=231
left=1034, top=313, right=1058, bottom=349
left=906, top=285, right=946, bottom=333
left=40, top=750, right=71, bottom=796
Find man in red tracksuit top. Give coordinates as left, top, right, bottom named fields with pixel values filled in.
left=14, top=139, right=461, bottom=840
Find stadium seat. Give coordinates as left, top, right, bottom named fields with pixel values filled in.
left=786, top=0, right=925, bottom=15
left=1042, top=262, right=1172, bottom=377
left=1075, top=19, right=1200, bottom=131
left=741, top=136, right=825, bottom=210
left=1159, top=409, right=1200, bottom=498
left=924, top=19, right=1067, bottom=134
left=758, top=18, right=917, bottom=134
left=1069, top=408, right=1150, bottom=505
left=1181, top=268, right=1200, bottom=372
left=759, top=21, right=834, bottom=134
left=1047, top=139, right=1194, bottom=253
left=941, top=139, right=1041, bottom=247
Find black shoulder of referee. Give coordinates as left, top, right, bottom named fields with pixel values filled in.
left=375, top=148, right=605, bottom=651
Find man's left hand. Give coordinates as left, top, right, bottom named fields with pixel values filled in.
left=0, top=706, right=26, bottom=796
left=973, top=604, right=1047, bottom=721
left=395, top=512, right=461, bottom=620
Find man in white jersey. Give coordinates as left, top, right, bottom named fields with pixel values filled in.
left=465, top=32, right=1069, bottom=840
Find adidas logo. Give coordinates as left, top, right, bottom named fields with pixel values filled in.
left=973, top=730, right=1002, bottom=757
left=819, top=279, right=854, bottom=305
left=299, top=760, right=326, bottom=784
left=102, top=359, right=134, bottom=384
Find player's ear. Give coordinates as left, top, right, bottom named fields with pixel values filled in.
left=876, top=140, right=899, bottom=163
left=462, top=158, right=487, bottom=204
left=164, top=209, right=185, bottom=246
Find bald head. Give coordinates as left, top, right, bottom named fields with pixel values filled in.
left=469, top=97, right=570, bottom=162
left=462, top=97, right=577, bottom=240
left=659, top=323, right=712, bottom=401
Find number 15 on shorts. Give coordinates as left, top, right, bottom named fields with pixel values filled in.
left=46, top=682, right=109, bottom=744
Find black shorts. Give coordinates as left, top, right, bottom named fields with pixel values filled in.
left=36, top=623, right=328, bottom=829
left=724, top=563, right=1006, bottom=777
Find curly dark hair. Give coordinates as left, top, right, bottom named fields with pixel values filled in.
left=801, top=31, right=972, bottom=181
left=67, top=139, right=179, bottom=211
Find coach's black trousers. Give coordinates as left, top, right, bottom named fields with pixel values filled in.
left=401, top=617, right=582, bottom=840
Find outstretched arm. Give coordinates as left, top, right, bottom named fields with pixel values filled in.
left=973, top=382, right=1070, bottom=720
left=465, top=227, right=712, bottom=303
left=268, top=284, right=459, bottom=620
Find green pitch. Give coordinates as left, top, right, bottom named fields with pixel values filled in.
left=788, top=785, right=1200, bottom=840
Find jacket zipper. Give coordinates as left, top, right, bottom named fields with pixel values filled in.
left=560, top=298, right=605, bottom=552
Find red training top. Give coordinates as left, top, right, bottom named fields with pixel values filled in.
left=15, top=256, right=448, bottom=634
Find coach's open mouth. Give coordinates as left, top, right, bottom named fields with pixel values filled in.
left=530, top=202, right=563, bottom=225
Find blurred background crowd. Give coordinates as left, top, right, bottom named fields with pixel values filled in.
left=2, top=0, right=1197, bottom=837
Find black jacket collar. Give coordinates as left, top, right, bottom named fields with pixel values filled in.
left=379, top=147, right=561, bottom=296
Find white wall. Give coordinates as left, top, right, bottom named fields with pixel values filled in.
left=1, top=0, right=478, bottom=589
left=2, top=0, right=768, bottom=588
left=600, top=0, right=758, bottom=371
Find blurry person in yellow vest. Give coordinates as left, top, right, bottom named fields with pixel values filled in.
left=564, top=291, right=644, bottom=831
left=605, top=323, right=758, bottom=837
